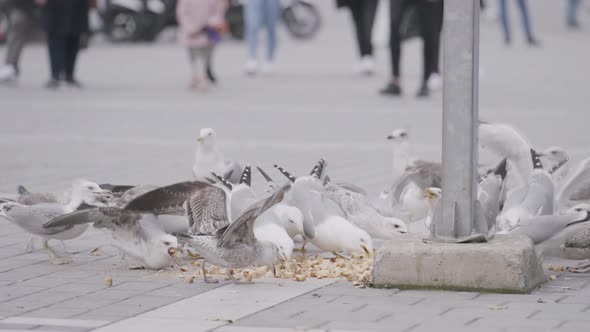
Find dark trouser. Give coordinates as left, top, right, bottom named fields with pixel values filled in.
left=417, top=0, right=443, bottom=81
left=5, top=9, right=34, bottom=72
left=389, top=0, right=443, bottom=83
left=47, top=34, right=80, bottom=81
left=348, top=0, right=378, bottom=57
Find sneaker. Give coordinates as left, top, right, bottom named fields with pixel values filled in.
left=261, top=61, right=274, bottom=75
left=359, top=56, right=375, bottom=75
left=65, top=79, right=84, bottom=89
left=245, top=59, right=258, bottom=75
left=0, top=65, right=17, bottom=84
left=416, top=85, right=429, bottom=98
left=527, top=38, right=541, bottom=47
left=427, top=73, right=442, bottom=91
left=379, top=83, right=402, bottom=96
left=45, top=79, right=60, bottom=89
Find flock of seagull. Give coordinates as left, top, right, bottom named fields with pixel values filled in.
left=1, top=123, right=590, bottom=284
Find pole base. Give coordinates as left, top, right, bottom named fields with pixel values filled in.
left=372, top=234, right=545, bottom=293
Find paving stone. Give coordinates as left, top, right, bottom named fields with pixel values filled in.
left=0, top=285, right=47, bottom=303
left=21, top=307, right=92, bottom=319
left=82, top=295, right=180, bottom=317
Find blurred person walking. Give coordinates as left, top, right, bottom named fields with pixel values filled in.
left=176, top=0, right=227, bottom=91
left=0, top=0, right=36, bottom=84
left=566, top=0, right=583, bottom=28
left=336, top=0, right=379, bottom=75
left=380, top=0, right=443, bottom=98
left=244, top=0, right=281, bottom=75
left=38, top=0, right=90, bottom=89
left=498, top=0, right=539, bottom=45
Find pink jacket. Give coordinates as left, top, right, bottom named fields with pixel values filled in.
left=176, top=0, right=227, bottom=47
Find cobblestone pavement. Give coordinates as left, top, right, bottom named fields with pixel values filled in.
left=1, top=0, right=590, bottom=331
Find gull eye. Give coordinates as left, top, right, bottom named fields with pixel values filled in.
left=400, top=132, right=407, bottom=137
left=163, top=241, right=171, bottom=246
left=360, top=238, right=366, bottom=243
left=394, top=225, right=400, bottom=228
left=208, top=132, right=212, bottom=136
left=288, top=219, right=295, bottom=223
left=87, top=186, right=94, bottom=190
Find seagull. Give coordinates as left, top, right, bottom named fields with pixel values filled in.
left=386, top=128, right=413, bottom=183
left=192, top=128, right=242, bottom=184
left=184, top=185, right=292, bottom=283
left=0, top=180, right=113, bottom=264
left=274, top=164, right=374, bottom=258
left=556, top=157, right=590, bottom=211
left=43, top=208, right=182, bottom=270
left=323, top=175, right=408, bottom=240
left=254, top=204, right=305, bottom=261
left=477, top=159, right=508, bottom=231
left=423, top=187, right=442, bottom=236
left=496, top=150, right=555, bottom=232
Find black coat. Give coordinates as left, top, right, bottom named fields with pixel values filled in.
left=43, top=0, right=90, bottom=35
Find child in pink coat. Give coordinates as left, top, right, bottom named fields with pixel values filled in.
left=176, top=0, right=227, bottom=91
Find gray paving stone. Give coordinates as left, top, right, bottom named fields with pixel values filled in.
left=21, top=307, right=91, bottom=319
left=0, top=322, right=40, bottom=330
left=82, top=295, right=180, bottom=317
left=0, top=286, right=47, bottom=303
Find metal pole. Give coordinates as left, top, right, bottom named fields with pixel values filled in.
left=435, top=1, right=480, bottom=240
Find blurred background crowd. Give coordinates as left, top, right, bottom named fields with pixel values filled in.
left=0, top=0, right=587, bottom=95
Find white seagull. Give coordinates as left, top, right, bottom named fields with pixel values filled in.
left=0, top=180, right=112, bottom=264
left=192, top=128, right=242, bottom=183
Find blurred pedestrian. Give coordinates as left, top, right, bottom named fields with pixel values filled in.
left=0, top=0, right=36, bottom=84
left=38, top=0, right=90, bottom=89
left=380, top=0, right=443, bottom=98
left=176, top=0, right=227, bottom=91
left=336, top=0, right=379, bottom=75
left=244, top=0, right=281, bottom=75
left=566, top=0, right=583, bottom=28
left=498, top=0, right=539, bottom=46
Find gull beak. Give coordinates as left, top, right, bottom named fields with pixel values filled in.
left=361, top=245, right=374, bottom=259
left=168, top=247, right=182, bottom=258
left=423, top=188, right=435, bottom=199
left=196, top=136, right=204, bottom=142
left=168, top=247, right=183, bottom=267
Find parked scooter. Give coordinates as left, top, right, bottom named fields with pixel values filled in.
left=226, top=0, right=321, bottom=41
left=97, top=0, right=176, bottom=42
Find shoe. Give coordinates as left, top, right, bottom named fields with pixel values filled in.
left=206, top=63, right=217, bottom=84
left=261, top=61, right=274, bottom=75
left=380, top=83, right=401, bottom=96
left=245, top=59, right=258, bottom=75
left=427, top=73, right=442, bottom=92
left=65, top=79, right=84, bottom=89
left=567, top=20, right=581, bottom=29
left=359, top=56, right=375, bottom=75
left=527, top=38, right=541, bottom=47
left=45, top=79, right=60, bottom=89
left=416, top=85, right=429, bottom=98
left=0, top=65, right=17, bottom=84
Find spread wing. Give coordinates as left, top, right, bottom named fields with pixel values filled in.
left=124, top=181, right=215, bottom=215
left=186, top=184, right=230, bottom=235
left=43, top=207, right=142, bottom=237
left=217, top=184, right=290, bottom=249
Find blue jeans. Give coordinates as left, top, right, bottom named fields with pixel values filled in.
left=244, top=0, right=281, bottom=61
left=567, top=0, right=582, bottom=24
left=499, top=0, right=535, bottom=42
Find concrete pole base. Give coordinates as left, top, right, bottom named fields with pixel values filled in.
left=372, top=234, right=546, bottom=294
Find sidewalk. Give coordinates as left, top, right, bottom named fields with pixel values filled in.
left=1, top=0, right=589, bottom=331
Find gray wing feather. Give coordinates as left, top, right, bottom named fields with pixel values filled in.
left=217, top=184, right=289, bottom=249
left=186, top=185, right=229, bottom=235
left=335, top=182, right=367, bottom=197
left=125, top=181, right=214, bottom=215
left=564, top=226, right=590, bottom=249
left=511, top=212, right=587, bottom=244
left=44, top=207, right=141, bottom=237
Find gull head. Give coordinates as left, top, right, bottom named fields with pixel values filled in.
left=161, top=234, right=181, bottom=262
left=275, top=205, right=305, bottom=238
left=383, top=218, right=408, bottom=235
left=344, top=227, right=374, bottom=258
left=496, top=209, right=522, bottom=233
left=567, top=203, right=590, bottom=214
left=423, top=187, right=442, bottom=201
left=196, top=128, right=216, bottom=148
left=540, top=146, right=569, bottom=174
left=387, top=128, right=409, bottom=143
left=72, top=180, right=113, bottom=207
